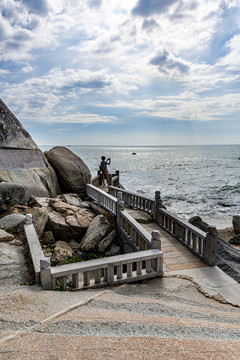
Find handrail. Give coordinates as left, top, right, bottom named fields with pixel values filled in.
left=156, top=207, right=216, bottom=265
left=86, top=184, right=117, bottom=215
left=118, top=209, right=152, bottom=251
left=109, top=186, right=155, bottom=214
left=49, top=249, right=163, bottom=290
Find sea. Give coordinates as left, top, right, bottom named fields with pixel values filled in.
left=40, top=144, right=240, bottom=229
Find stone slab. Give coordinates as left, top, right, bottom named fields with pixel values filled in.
left=0, top=149, right=46, bottom=170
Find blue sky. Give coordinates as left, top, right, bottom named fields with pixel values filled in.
left=1, top=0, right=240, bottom=146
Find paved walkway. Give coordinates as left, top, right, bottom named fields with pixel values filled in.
left=126, top=209, right=240, bottom=307
left=139, top=216, right=240, bottom=307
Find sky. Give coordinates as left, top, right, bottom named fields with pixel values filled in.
left=0, top=0, right=240, bottom=146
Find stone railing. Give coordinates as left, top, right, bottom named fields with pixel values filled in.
left=109, top=186, right=155, bottom=214
left=91, top=170, right=120, bottom=187
left=86, top=184, right=117, bottom=216
left=156, top=207, right=217, bottom=265
left=24, top=209, right=163, bottom=290
left=41, top=249, right=163, bottom=290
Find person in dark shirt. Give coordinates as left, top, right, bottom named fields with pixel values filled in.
left=100, top=156, right=111, bottom=186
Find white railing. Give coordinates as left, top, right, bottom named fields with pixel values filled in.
left=86, top=184, right=117, bottom=216
left=45, top=249, right=163, bottom=290
left=156, top=207, right=217, bottom=265
left=91, top=170, right=120, bottom=187
left=109, top=186, right=155, bottom=214
left=118, top=209, right=153, bottom=251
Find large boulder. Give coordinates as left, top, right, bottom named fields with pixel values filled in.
left=80, top=215, right=110, bottom=252
left=232, top=216, right=240, bottom=234
left=44, top=146, right=91, bottom=199
left=229, top=234, right=240, bottom=245
left=0, top=99, right=61, bottom=208
left=98, top=230, right=117, bottom=252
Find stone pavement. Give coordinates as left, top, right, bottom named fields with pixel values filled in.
left=1, top=277, right=240, bottom=359
left=142, top=221, right=240, bottom=307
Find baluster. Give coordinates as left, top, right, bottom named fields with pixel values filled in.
left=187, top=230, right=191, bottom=246
left=59, top=276, right=67, bottom=290
left=127, top=263, right=132, bottom=277
left=95, top=269, right=101, bottom=284
left=136, top=261, right=142, bottom=275
left=146, top=259, right=152, bottom=273
left=84, top=271, right=90, bottom=286
left=72, top=273, right=79, bottom=288
left=198, top=237, right=202, bottom=255
left=117, top=265, right=123, bottom=279
left=192, top=233, right=197, bottom=250
left=182, top=227, right=186, bottom=242
left=106, top=264, right=114, bottom=285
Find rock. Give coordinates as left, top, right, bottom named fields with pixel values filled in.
left=98, top=230, right=117, bottom=252
left=69, top=239, right=80, bottom=252
left=0, top=98, right=37, bottom=149
left=0, top=99, right=61, bottom=208
left=0, top=214, right=25, bottom=233
left=47, top=211, right=79, bottom=240
left=106, top=245, right=121, bottom=257
left=28, top=196, right=52, bottom=208
left=232, top=216, right=240, bottom=234
left=52, top=241, right=77, bottom=264
left=80, top=215, right=110, bottom=252
left=45, top=146, right=91, bottom=199
left=0, top=182, right=26, bottom=210
left=48, top=199, right=80, bottom=215
left=0, top=242, right=29, bottom=286
left=42, top=231, right=54, bottom=244
left=61, top=193, right=83, bottom=207
left=31, top=207, right=49, bottom=237
left=88, top=202, right=111, bottom=217
left=229, top=234, right=240, bottom=245
left=0, top=229, right=14, bottom=242
left=188, top=216, right=209, bottom=232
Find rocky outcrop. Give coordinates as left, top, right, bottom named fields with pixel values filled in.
left=44, top=146, right=91, bottom=199
left=0, top=99, right=61, bottom=208
left=28, top=195, right=96, bottom=241
left=0, top=98, right=37, bottom=149
left=80, top=215, right=110, bottom=252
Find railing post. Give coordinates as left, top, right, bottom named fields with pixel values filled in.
left=116, top=170, right=120, bottom=186
left=205, top=226, right=217, bottom=265
left=116, top=192, right=124, bottom=225
left=151, top=230, right=161, bottom=250
left=154, top=191, right=163, bottom=221
left=40, top=258, right=52, bottom=290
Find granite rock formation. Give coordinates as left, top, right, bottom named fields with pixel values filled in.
left=0, top=99, right=61, bottom=208
left=44, top=146, right=91, bottom=199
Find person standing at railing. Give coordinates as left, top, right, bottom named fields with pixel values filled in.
left=100, top=156, right=111, bottom=186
